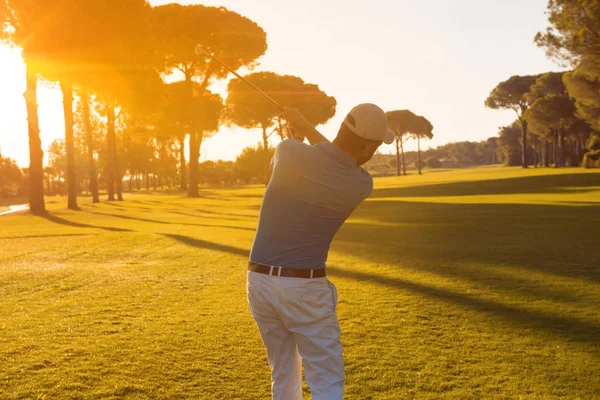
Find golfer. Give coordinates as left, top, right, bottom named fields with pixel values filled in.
left=247, top=104, right=394, bottom=400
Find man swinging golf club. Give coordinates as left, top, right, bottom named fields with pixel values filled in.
left=247, top=104, right=395, bottom=400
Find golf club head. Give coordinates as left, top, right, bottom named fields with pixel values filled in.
left=195, top=44, right=210, bottom=57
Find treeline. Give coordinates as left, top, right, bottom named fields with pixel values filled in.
left=42, top=140, right=274, bottom=196
left=486, top=0, right=600, bottom=169
left=365, top=138, right=501, bottom=175
left=0, top=1, right=335, bottom=213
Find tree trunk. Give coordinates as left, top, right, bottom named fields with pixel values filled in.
left=553, top=129, right=559, bottom=168
left=24, top=60, right=46, bottom=215
left=82, top=94, right=99, bottom=203
left=61, top=83, right=78, bottom=210
left=46, top=172, right=51, bottom=196
left=417, top=136, right=422, bottom=175
left=106, top=107, right=123, bottom=201
left=520, top=118, right=529, bottom=168
left=262, top=125, right=269, bottom=150
left=179, top=137, right=187, bottom=191
left=400, top=139, right=407, bottom=176
left=106, top=106, right=116, bottom=200
left=543, top=135, right=549, bottom=167
left=533, top=136, right=538, bottom=168
left=395, top=135, right=400, bottom=176
left=188, top=132, right=200, bottom=197
left=277, top=116, right=286, bottom=141
left=558, top=127, right=566, bottom=167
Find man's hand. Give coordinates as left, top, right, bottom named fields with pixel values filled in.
left=283, top=108, right=330, bottom=145
left=284, top=108, right=312, bottom=135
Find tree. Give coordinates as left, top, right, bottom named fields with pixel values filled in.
left=1, top=0, right=55, bottom=214
left=583, top=134, right=600, bottom=168
left=426, top=157, right=442, bottom=169
left=386, top=110, right=421, bottom=176
left=484, top=137, right=499, bottom=164
left=564, top=60, right=600, bottom=132
left=96, top=2, right=157, bottom=202
left=413, top=116, right=434, bottom=175
left=189, top=88, right=223, bottom=196
left=158, top=81, right=190, bottom=191
left=526, top=95, right=577, bottom=167
left=35, top=1, right=98, bottom=210
left=77, top=94, right=101, bottom=203
left=0, top=154, right=22, bottom=197
left=525, top=72, right=571, bottom=167
left=536, top=1, right=600, bottom=133
left=226, top=72, right=336, bottom=149
left=156, top=81, right=222, bottom=194
left=535, top=0, right=600, bottom=65
left=497, top=121, right=523, bottom=166
left=485, top=75, right=539, bottom=168
left=235, top=145, right=274, bottom=184
left=152, top=3, right=267, bottom=197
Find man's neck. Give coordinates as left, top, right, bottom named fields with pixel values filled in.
left=332, top=139, right=359, bottom=166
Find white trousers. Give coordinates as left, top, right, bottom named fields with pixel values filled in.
left=247, top=270, right=344, bottom=400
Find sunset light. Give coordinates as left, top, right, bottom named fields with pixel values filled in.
left=1, top=1, right=599, bottom=399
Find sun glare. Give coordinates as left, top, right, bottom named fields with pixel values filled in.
left=0, top=45, right=25, bottom=94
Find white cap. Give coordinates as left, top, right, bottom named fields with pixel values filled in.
left=343, top=103, right=395, bottom=145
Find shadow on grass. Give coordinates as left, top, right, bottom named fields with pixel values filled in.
left=86, top=211, right=255, bottom=231
left=328, top=266, right=600, bottom=347
left=161, top=233, right=249, bottom=257
left=193, top=209, right=258, bottom=219
left=172, top=210, right=252, bottom=222
left=370, top=173, right=600, bottom=198
left=42, top=214, right=133, bottom=232
left=337, top=200, right=600, bottom=284
left=87, top=211, right=171, bottom=225
left=0, top=234, right=96, bottom=240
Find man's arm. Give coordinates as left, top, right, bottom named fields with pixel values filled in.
left=283, top=108, right=330, bottom=145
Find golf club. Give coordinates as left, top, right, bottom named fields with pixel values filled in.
left=195, top=44, right=284, bottom=112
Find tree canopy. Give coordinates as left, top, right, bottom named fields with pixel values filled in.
left=486, top=75, right=540, bottom=167
left=535, top=0, right=600, bottom=65
left=485, top=75, right=539, bottom=115
left=527, top=72, right=567, bottom=102
left=152, top=4, right=267, bottom=85
left=564, top=60, right=600, bottom=131
left=525, top=95, right=577, bottom=133
left=226, top=71, right=336, bottom=148
left=386, top=110, right=421, bottom=136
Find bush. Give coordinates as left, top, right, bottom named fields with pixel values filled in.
left=0, top=155, right=23, bottom=197
left=583, top=150, right=600, bottom=168
left=198, top=160, right=237, bottom=187
left=586, top=135, right=600, bottom=151
left=235, top=145, right=275, bottom=184
left=414, top=159, right=426, bottom=170
left=426, top=157, right=442, bottom=168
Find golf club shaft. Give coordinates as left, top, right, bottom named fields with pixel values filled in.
left=196, top=45, right=284, bottom=112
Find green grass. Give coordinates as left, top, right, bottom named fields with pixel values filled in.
left=1, top=167, right=599, bottom=399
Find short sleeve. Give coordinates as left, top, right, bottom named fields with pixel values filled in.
left=272, top=139, right=315, bottom=169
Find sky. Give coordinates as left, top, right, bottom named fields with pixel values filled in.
left=0, top=0, right=560, bottom=167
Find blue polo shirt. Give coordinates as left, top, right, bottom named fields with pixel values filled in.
left=249, top=139, right=373, bottom=270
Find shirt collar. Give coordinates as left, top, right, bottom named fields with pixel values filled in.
left=317, top=142, right=357, bottom=167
